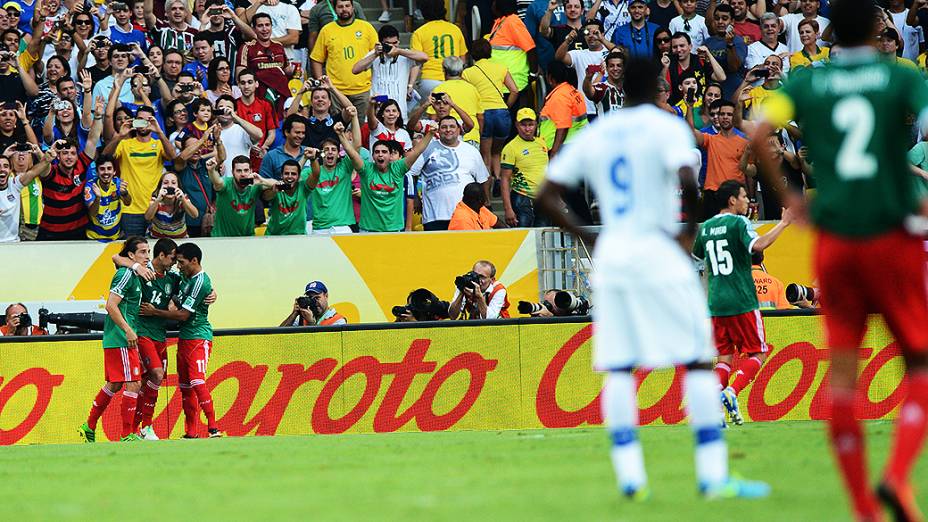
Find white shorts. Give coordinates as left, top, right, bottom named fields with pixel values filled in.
left=592, top=273, right=715, bottom=371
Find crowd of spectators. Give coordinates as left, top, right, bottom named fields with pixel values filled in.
left=0, top=0, right=917, bottom=243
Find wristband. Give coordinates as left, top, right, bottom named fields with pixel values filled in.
left=130, top=262, right=140, bottom=272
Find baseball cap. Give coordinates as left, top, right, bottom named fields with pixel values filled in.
left=304, top=280, right=328, bottom=295
left=516, top=108, right=536, bottom=122
left=629, top=0, right=647, bottom=6
left=3, top=2, right=22, bottom=12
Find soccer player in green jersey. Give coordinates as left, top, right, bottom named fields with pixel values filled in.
left=79, top=236, right=149, bottom=443
left=151, top=242, right=221, bottom=438
left=751, top=2, right=928, bottom=519
left=692, top=180, right=792, bottom=426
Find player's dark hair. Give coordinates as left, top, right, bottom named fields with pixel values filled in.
left=193, top=32, right=210, bottom=44
left=237, top=69, right=256, bottom=83
left=462, top=182, right=486, bottom=209
left=281, top=159, right=301, bottom=172
left=705, top=81, right=723, bottom=94
left=136, top=105, right=156, bottom=118
left=119, top=236, right=148, bottom=257
left=190, top=97, right=213, bottom=117
left=671, top=31, right=692, bottom=45
left=176, top=242, right=203, bottom=264
left=55, top=77, right=74, bottom=90
left=623, top=57, right=661, bottom=106
left=4, top=302, right=27, bottom=320
left=718, top=180, right=745, bottom=208
left=493, top=0, right=518, bottom=17
left=215, top=94, right=236, bottom=108
left=438, top=114, right=460, bottom=128
left=582, top=18, right=604, bottom=31
left=251, top=12, right=271, bottom=27
left=153, top=238, right=178, bottom=258
left=831, top=0, right=878, bottom=47
left=378, top=23, right=399, bottom=40
left=320, top=137, right=340, bottom=150
left=178, top=71, right=196, bottom=82
left=283, top=114, right=307, bottom=134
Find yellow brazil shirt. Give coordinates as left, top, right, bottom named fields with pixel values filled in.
left=411, top=20, right=468, bottom=82
left=744, top=84, right=781, bottom=120
left=427, top=79, right=483, bottom=143
left=115, top=138, right=166, bottom=214
left=461, top=59, right=509, bottom=111
left=789, top=46, right=829, bottom=70
left=501, top=135, right=548, bottom=198
left=310, top=18, right=378, bottom=95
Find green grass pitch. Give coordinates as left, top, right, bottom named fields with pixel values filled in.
left=0, top=421, right=924, bottom=521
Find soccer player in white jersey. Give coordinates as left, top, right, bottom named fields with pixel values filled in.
left=536, top=57, right=770, bottom=501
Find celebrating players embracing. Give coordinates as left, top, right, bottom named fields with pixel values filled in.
left=693, top=180, right=792, bottom=426
left=79, top=237, right=149, bottom=443
left=752, top=1, right=928, bottom=519
left=537, top=58, right=769, bottom=501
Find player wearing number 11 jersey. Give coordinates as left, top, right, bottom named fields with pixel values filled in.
left=537, top=57, right=768, bottom=502
left=692, top=180, right=792, bottom=426
left=753, top=2, right=928, bottom=520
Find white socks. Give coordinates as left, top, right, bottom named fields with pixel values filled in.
left=685, top=369, right=728, bottom=489
left=603, top=372, right=647, bottom=493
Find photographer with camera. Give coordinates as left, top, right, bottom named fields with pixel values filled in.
left=1, top=303, right=48, bottom=336
left=448, top=260, right=510, bottom=320
left=281, top=280, right=347, bottom=326
left=207, top=153, right=278, bottom=237
left=392, top=288, right=451, bottom=322
left=351, top=24, right=427, bottom=121
left=518, top=289, right=591, bottom=317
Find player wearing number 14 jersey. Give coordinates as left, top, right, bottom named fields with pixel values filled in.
left=692, top=180, right=792, bottom=426
left=753, top=2, right=928, bottom=520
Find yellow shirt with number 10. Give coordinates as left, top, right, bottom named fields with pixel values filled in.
left=310, top=18, right=378, bottom=95
left=411, top=20, right=468, bottom=81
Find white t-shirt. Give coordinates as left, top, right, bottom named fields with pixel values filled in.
left=891, top=10, right=924, bottom=61
left=546, top=105, right=699, bottom=284
left=368, top=54, right=416, bottom=120
left=779, top=13, right=830, bottom=54
left=221, top=123, right=258, bottom=177
left=369, top=122, right=412, bottom=151
left=746, top=40, right=791, bottom=72
left=451, top=280, right=508, bottom=319
left=408, top=140, right=490, bottom=223
left=258, top=3, right=302, bottom=61
left=568, top=48, right=609, bottom=115
left=669, top=15, right=710, bottom=49
left=0, top=175, right=25, bottom=243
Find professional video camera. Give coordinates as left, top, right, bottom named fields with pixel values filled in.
left=785, top=283, right=817, bottom=306
left=39, top=308, right=106, bottom=334
left=454, top=271, right=482, bottom=292
left=392, top=289, right=451, bottom=321
left=553, top=291, right=591, bottom=315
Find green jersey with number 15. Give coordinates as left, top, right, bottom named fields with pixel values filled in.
left=762, top=53, right=928, bottom=237
left=693, top=213, right=760, bottom=317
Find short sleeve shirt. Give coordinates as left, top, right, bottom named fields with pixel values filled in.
left=211, top=176, right=263, bottom=236
left=309, top=19, right=378, bottom=95
left=358, top=159, right=409, bottom=232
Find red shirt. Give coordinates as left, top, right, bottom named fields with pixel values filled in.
left=40, top=152, right=92, bottom=234
left=734, top=19, right=762, bottom=45
left=237, top=40, right=289, bottom=111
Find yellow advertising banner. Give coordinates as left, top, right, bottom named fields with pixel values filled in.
left=0, top=315, right=903, bottom=445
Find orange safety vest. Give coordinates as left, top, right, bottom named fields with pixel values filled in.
left=463, top=282, right=510, bottom=319
left=319, top=313, right=346, bottom=326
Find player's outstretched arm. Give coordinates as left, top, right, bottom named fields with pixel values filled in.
left=751, top=207, right=793, bottom=252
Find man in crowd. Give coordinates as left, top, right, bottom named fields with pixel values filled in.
left=409, top=116, right=490, bottom=231
left=746, top=13, right=791, bottom=72
left=184, top=35, right=216, bottom=89
left=244, top=0, right=301, bottom=63
left=216, top=95, right=263, bottom=177
left=449, top=260, right=510, bottom=320
left=199, top=0, right=255, bottom=65
left=207, top=155, right=278, bottom=237
left=105, top=0, right=148, bottom=51
left=235, top=69, right=278, bottom=169
left=611, top=0, right=659, bottom=59
left=280, top=280, right=348, bottom=326
left=350, top=24, right=427, bottom=120
left=84, top=154, right=131, bottom=242
left=448, top=182, right=506, bottom=230
left=703, top=4, right=746, bottom=99
left=693, top=100, right=748, bottom=219
left=0, top=143, right=49, bottom=243
left=430, top=57, right=483, bottom=147
left=583, top=50, right=625, bottom=117
left=263, top=158, right=314, bottom=235
left=540, top=61, right=587, bottom=156
left=144, top=0, right=198, bottom=53
left=1, top=303, right=48, bottom=336
left=92, top=44, right=134, bottom=105
left=161, top=50, right=185, bottom=93
left=670, top=0, right=710, bottom=48
left=501, top=108, right=549, bottom=227
left=309, top=0, right=377, bottom=123
left=729, top=0, right=761, bottom=44
left=305, top=0, right=367, bottom=53
left=664, top=32, right=726, bottom=104
left=105, top=105, right=177, bottom=237
left=260, top=114, right=308, bottom=181
left=299, top=79, right=354, bottom=149
left=556, top=19, right=616, bottom=119
left=306, top=128, right=356, bottom=235
left=237, top=13, right=290, bottom=113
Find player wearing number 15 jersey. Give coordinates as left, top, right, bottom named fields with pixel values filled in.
left=537, top=58, right=768, bottom=502
left=692, top=180, right=792, bottom=426
left=753, top=2, right=928, bottom=520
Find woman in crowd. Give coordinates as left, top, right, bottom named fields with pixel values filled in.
left=146, top=171, right=199, bottom=238
left=367, top=97, right=412, bottom=152
left=205, top=57, right=241, bottom=104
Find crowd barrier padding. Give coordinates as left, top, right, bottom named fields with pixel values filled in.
left=0, top=313, right=905, bottom=445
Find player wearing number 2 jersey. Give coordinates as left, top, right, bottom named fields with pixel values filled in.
left=753, top=2, right=928, bottom=520
left=537, top=57, right=768, bottom=502
left=692, top=180, right=792, bottom=426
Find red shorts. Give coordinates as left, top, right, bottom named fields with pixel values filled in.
left=177, top=339, right=212, bottom=386
left=104, top=347, right=141, bottom=383
left=138, top=337, right=168, bottom=373
left=712, top=309, right=768, bottom=356
left=816, top=228, right=928, bottom=353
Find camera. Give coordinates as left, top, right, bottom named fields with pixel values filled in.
left=553, top=291, right=591, bottom=315
left=13, top=312, right=32, bottom=330
left=306, top=78, right=323, bottom=89
left=785, top=283, right=817, bottom=305
left=165, top=186, right=176, bottom=195
left=381, top=43, right=393, bottom=54
left=134, top=64, right=150, bottom=74
left=277, top=181, right=294, bottom=191
left=0, top=51, right=13, bottom=61
left=238, top=177, right=255, bottom=186
left=13, top=142, right=31, bottom=152
left=454, top=271, right=482, bottom=292
left=296, top=295, right=314, bottom=310
left=686, top=87, right=696, bottom=103
left=754, top=67, right=770, bottom=79
left=208, top=7, right=223, bottom=15
left=39, top=308, right=106, bottom=333
left=392, top=289, right=451, bottom=321
left=54, top=100, right=71, bottom=111
left=517, top=301, right=553, bottom=315
left=131, top=118, right=148, bottom=129
left=178, top=83, right=197, bottom=93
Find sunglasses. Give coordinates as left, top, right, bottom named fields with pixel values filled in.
left=5, top=10, right=19, bottom=16
left=657, top=37, right=670, bottom=43
left=75, top=19, right=93, bottom=25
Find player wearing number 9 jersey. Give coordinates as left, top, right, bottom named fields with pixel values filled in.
left=537, top=57, right=769, bottom=502
left=753, top=2, right=928, bottom=520
left=692, top=180, right=792, bottom=426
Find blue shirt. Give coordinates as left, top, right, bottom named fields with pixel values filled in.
left=182, top=61, right=210, bottom=89
left=524, top=0, right=568, bottom=71
left=108, top=25, right=149, bottom=55
left=177, top=160, right=213, bottom=227
left=92, top=76, right=134, bottom=106
left=15, top=0, right=36, bottom=34
left=703, top=36, right=746, bottom=100
left=611, top=21, right=659, bottom=59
